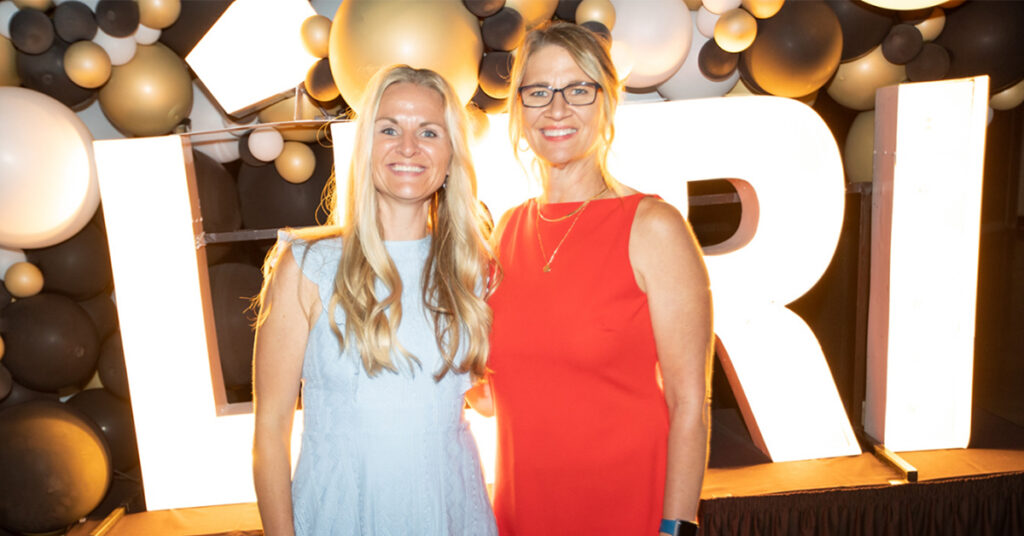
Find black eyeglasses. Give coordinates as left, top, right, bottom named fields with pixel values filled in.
left=518, top=82, right=601, bottom=108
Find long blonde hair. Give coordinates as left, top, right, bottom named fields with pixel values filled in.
left=260, top=65, right=492, bottom=381
left=508, top=22, right=622, bottom=184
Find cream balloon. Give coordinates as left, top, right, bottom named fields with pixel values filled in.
left=248, top=126, right=285, bottom=162
left=696, top=7, right=720, bottom=39
left=914, top=7, right=944, bottom=42
left=610, top=0, right=692, bottom=89
left=0, top=245, right=26, bottom=277
left=742, top=0, right=784, bottom=19
left=93, top=27, right=138, bottom=66
left=188, top=82, right=240, bottom=164
left=990, top=78, right=1024, bottom=111
left=0, top=35, right=18, bottom=86
left=274, top=141, right=316, bottom=184
left=658, top=11, right=739, bottom=100
left=504, top=0, right=557, bottom=28
left=862, top=0, right=945, bottom=10
left=329, top=0, right=483, bottom=107
left=133, top=23, right=161, bottom=45
left=137, top=0, right=181, bottom=30
left=4, top=262, right=44, bottom=298
left=826, top=45, right=906, bottom=111
left=0, top=87, right=99, bottom=249
left=724, top=77, right=757, bottom=96
left=301, top=15, right=331, bottom=59
left=0, top=1, right=20, bottom=40
left=714, top=8, right=757, bottom=53
left=65, top=40, right=112, bottom=89
left=609, top=39, right=635, bottom=82
left=98, top=42, right=193, bottom=137
left=702, top=0, right=741, bottom=15
left=844, top=110, right=875, bottom=183
left=576, top=0, right=616, bottom=30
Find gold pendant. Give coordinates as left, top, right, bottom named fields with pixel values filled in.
left=543, top=264, right=551, bottom=272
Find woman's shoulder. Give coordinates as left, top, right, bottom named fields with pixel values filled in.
left=276, top=226, right=343, bottom=278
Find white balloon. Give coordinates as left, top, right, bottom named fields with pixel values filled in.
left=0, top=87, right=99, bottom=249
left=248, top=126, right=285, bottom=162
left=0, top=245, right=27, bottom=277
left=55, top=0, right=98, bottom=8
left=702, top=0, right=742, bottom=15
left=76, top=98, right=125, bottom=141
left=133, top=23, right=161, bottom=45
left=610, top=0, right=693, bottom=89
left=93, top=27, right=137, bottom=66
left=657, top=12, right=739, bottom=100
left=696, top=7, right=719, bottom=39
left=0, top=1, right=18, bottom=40
left=188, top=82, right=241, bottom=163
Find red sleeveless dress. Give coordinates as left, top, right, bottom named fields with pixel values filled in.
left=488, top=193, right=668, bottom=535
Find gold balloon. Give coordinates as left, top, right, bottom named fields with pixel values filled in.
left=0, top=36, right=19, bottom=87
left=742, top=0, right=785, bottom=19
left=683, top=0, right=703, bottom=10
left=329, top=0, right=482, bottom=108
left=258, top=93, right=328, bottom=143
left=990, top=78, right=1024, bottom=111
left=505, top=0, right=558, bottom=28
left=5, top=261, right=44, bottom=298
left=64, top=41, right=112, bottom=89
left=715, top=8, right=758, bottom=53
left=301, top=15, right=332, bottom=59
left=138, top=0, right=182, bottom=30
left=99, top=43, right=193, bottom=137
left=11, top=0, right=52, bottom=10
left=0, top=334, right=5, bottom=361
left=576, top=0, right=616, bottom=30
left=826, top=45, right=905, bottom=111
left=844, top=110, right=875, bottom=183
left=724, top=77, right=755, bottom=97
left=914, top=8, right=945, bottom=42
left=275, top=141, right=317, bottom=184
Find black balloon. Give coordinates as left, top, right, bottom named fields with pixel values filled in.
left=16, top=38, right=96, bottom=110
left=579, top=20, right=610, bottom=43
left=54, top=1, right=99, bottom=43
left=906, top=42, right=950, bottom=82
left=26, top=221, right=112, bottom=301
left=482, top=7, right=525, bottom=52
left=479, top=51, right=514, bottom=99
left=936, top=1, right=1024, bottom=93
left=237, top=130, right=268, bottom=167
left=0, top=365, right=11, bottom=402
left=237, top=142, right=331, bottom=230
left=77, top=291, right=118, bottom=341
left=209, top=262, right=263, bottom=390
left=0, top=377, right=59, bottom=410
left=305, top=57, right=338, bottom=102
left=193, top=149, right=243, bottom=233
left=471, top=86, right=508, bottom=114
left=0, top=284, right=11, bottom=314
left=882, top=24, right=923, bottom=65
left=9, top=8, right=54, bottom=55
left=95, top=0, right=141, bottom=38
left=555, top=0, right=583, bottom=22
left=66, top=388, right=139, bottom=472
left=159, top=0, right=232, bottom=57
left=1, top=293, right=100, bottom=392
left=825, top=0, right=897, bottom=62
left=699, top=39, right=739, bottom=82
left=97, top=332, right=130, bottom=401
left=0, top=401, right=111, bottom=534
left=464, top=0, right=505, bottom=18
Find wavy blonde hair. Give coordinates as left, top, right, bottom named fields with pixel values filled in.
left=259, top=65, right=492, bottom=381
left=508, top=22, right=622, bottom=184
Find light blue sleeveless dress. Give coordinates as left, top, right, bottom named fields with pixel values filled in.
left=284, top=233, right=496, bottom=536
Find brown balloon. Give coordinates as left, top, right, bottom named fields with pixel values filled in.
left=9, top=8, right=55, bottom=55
left=464, top=0, right=506, bottom=18
left=479, top=51, right=514, bottom=99
left=64, top=40, right=112, bottom=89
left=482, top=7, right=526, bottom=52
left=98, top=42, right=193, bottom=136
left=4, top=262, right=44, bottom=298
left=575, top=0, right=615, bottom=30
left=95, top=0, right=141, bottom=38
left=554, top=0, right=582, bottom=22
left=0, top=37, right=19, bottom=87
left=905, top=42, right=949, bottom=82
left=305, top=57, right=340, bottom=102
left=275, top=141, right=317, bottom=184
left=53, top=1, right=99, bottom=43
left=138, top=0, right=181, bottom=30
left=301, top=15, right=332, bottom=59
left=881, top=24, right=923, bottom=65
left=699, top=39, right=739, bottom=82
left=471, top=85, right=507, bottom=114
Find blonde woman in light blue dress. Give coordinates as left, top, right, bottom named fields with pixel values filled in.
left=252, top=65, right=497, bottom=536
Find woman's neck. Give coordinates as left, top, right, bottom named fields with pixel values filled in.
left=377, top=199, right=430, bottom=241
left=539, top=158, right=607, bottom=203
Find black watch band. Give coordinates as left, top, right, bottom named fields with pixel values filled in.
left=662, top=519, right=699, bottom=536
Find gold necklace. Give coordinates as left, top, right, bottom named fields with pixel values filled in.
left=535, top=197, right=594, bottom=273
left=536, top=185, right=608, bottom=223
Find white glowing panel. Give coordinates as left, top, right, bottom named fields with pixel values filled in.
left=186, top=0, right=319, bottom=116
left=865, top=77, right=988, bottom=452
left=94, top=136, right=303, bottom=510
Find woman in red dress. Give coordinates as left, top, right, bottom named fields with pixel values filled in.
left=478, top=22, right=714, bottom=536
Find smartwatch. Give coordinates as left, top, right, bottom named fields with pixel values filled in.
left=660, top=518, right=699, bottom=536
